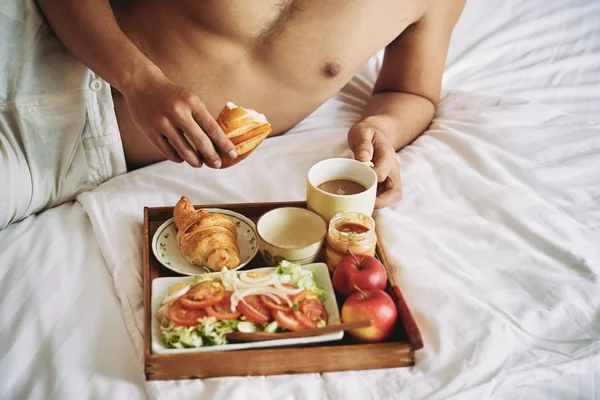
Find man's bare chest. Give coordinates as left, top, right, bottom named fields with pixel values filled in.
left=113, top=0, right=419, bottom=131
left=117, top=0, right=417, bottom=79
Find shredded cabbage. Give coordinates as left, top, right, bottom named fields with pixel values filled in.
left=161, top=316, right=239, bottom=348
left=192, top=273, right=216, bottom=284
left=219, top=267, right=238, bottom=291
left=162, top=326, right=204, bottom=348
left=276, top=260, right=325, bottom=299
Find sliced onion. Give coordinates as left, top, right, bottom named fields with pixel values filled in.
left=156, top=304, right=171, bottom=325
left=259, top=291, right=285, bottom=305
left=235, top=276, right=279, bottom=289
left=273, top=282, right=303, bottom=295
left=236, top=287, right=277, bottom=299
left=230, top=279, right=243, bottom=310
left=236, top=287, right=294, bottom=307
left=231, top=290, right=259, bottom=311
left=230, top=286, right=282, bottom=311
left=230, top=291, right=241, bottom=311
left=228, top=270, right=302, bottom=311
left=263, top=288, right=294, bottom=306
left=267, top=294, right=282, bottom=305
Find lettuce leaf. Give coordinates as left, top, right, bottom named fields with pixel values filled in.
left=161, top=317, right=239, bottom=348
left=276, top=260, right=325, bottom=299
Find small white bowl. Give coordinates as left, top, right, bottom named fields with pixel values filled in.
left=256, top=207, right=327, bottom=266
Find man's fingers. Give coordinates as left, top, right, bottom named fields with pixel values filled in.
left=192, top=108, right=237, bottom=160
left=373, top=163, right=391, bottom=184
left=372, top=147, right=395, bottom=183
left=348, top=122, right=403, bottom=209
left=374, top=159, right=403, bottom=209
left=374, top=175, right=403, bottom=209
left=177, top=113, right=223, bottom=168
left=348, top=124, right=375, bottom=162
left=161, top=124, right=204, bottom=168
left=154, top=136, right=185, bottom=164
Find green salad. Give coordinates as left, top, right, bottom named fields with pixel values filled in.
left=156, top=261, right=328, bottom=349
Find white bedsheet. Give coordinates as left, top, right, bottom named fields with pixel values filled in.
left=444, top=0, right=600, bottom=123
left=0, top=202, right=147, bottom=399
left=75, top=89, right=600, bottom=400
left=1, top=0, right=599, bottom=399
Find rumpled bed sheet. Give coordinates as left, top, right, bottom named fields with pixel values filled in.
left=77, top=89, right=600, bottom=400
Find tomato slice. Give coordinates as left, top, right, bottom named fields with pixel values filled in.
left=168, top=299, right=207, bottom=327
left=180, top=280, right=225, bottom=309
left=274, top=310, right=304, bottom=332
left=206, top=291, right=241, bottom=320
left=292, top=290, right=328, bottom=329
left=260, top=294, right=292, bottom=312
left=237, top=295, right=272, bottom=323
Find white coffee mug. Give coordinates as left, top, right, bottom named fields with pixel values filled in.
left=306, top=158, right=378, bottom=222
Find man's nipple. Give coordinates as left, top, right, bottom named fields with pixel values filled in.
left=322, top=61, right=341, bottom=78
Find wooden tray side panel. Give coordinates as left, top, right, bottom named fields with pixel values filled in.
left=376, top=239, right=424, bottom=351
left=146, top=343, right=413, bottom=380
left=143, top=201, right=422, bottom=380
left=143, top=207, right=152, bottom=361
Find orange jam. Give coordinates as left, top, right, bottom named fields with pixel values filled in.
left=325, top=212, right=377, bottom=273
left=335, top=222, right=370, bottom=235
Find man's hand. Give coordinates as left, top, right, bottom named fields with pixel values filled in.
left=348, top=119, right=403, bottom=209
left=123, top=71, right=237, bottom=169
left=36, top=0, right=237, bottom=169
left=347, top=0, right=465, bottom=207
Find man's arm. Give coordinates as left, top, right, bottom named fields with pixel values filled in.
left=362, top=0, right=465, bottom=149
left=348, top=0, right=465, bottom=206
left=36, top=0, right=237, bottom=168
left=36, top=0, right=157, bottom=97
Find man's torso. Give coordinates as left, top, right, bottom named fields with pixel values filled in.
left=110, top=0, right=422, bottom=167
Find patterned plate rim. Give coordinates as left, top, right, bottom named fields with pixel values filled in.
left=151, top=208, right=259, bottom=274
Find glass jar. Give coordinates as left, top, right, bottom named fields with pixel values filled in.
left=325, top=211, right=377, bottom=274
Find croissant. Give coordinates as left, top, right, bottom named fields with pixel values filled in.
left=216, top=102, right=272, bottom=168
left=173, top=196, right=241, bottom=271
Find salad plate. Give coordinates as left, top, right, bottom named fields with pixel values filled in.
left=150, top=262, right=343, bottom=354
left=151, top=208, right=259, bottom=276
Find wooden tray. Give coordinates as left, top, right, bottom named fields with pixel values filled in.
left=143, top=201, right=423, bottom=380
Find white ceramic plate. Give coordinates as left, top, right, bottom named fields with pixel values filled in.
left=152, top=208, right=259, bottom=276
left=151, top=263, right=343, bottom=354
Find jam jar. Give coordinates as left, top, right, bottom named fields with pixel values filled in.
left=325, top=211, right=377, bottom=273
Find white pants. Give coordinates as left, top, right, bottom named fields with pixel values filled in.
left=0, top=1, right=126, bottom=230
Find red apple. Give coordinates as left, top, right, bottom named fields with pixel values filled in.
left=333, top=254, right=388, bottom=298
left=341, top=287, right=398, bottom=343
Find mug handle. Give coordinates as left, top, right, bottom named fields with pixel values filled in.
left=361, top=161, right=374, bottom=168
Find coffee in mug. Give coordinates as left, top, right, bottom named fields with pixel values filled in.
left=306, top=158, right=377, bottom=222
left=317, top=179, right=367, bottom=196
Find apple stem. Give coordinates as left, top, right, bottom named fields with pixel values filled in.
left=353, top=284, right=367, bottom=299
left=348, top=248, right=360, bottom=265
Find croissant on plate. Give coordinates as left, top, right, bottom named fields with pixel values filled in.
left=173, top=196, right=241, bottom=271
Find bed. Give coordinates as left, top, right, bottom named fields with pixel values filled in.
left=1, top=0, right=599, bottom=399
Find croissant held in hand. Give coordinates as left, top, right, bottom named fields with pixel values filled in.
left=173, top=196, right=241, bottom=271
left=216, top=102, right=272, bottom=169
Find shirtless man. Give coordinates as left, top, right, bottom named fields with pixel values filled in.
left=37, top=0, right=465, bottom=209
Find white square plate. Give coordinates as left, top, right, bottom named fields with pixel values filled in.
left=151, top=263, right=343, bottom=354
